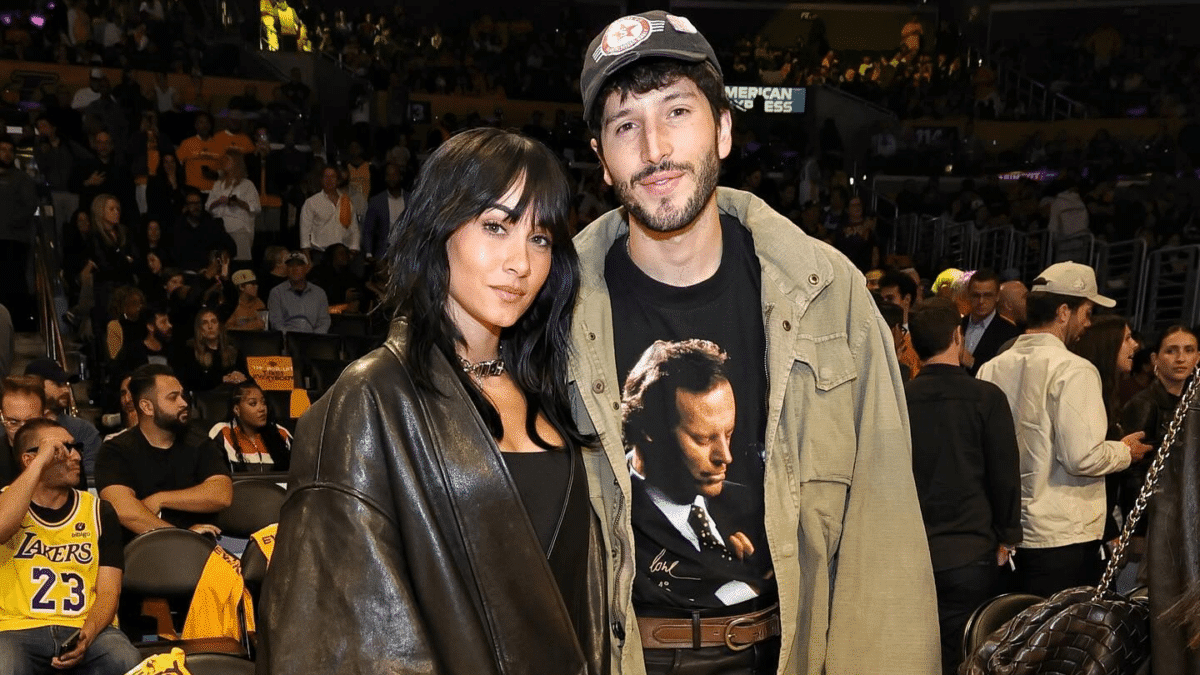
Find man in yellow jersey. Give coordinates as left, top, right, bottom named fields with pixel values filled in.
left=0, top=419, right=140, bottom=674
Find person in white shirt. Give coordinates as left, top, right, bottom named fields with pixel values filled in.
left=206, top=148, right=261, bottom=261
left=977, top=262, right=1151, bottom=598
left=299, top=165, right=359, bottom=264
left=70, top=70, right=106, bottom=110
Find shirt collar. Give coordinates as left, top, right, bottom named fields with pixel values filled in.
left=968, top=310, right=996, bottom=330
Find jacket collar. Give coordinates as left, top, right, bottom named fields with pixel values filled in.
left=574, top=187, right=833, bottom=311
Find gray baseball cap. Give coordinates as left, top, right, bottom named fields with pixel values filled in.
left=580, top=11, right=722, bottom=123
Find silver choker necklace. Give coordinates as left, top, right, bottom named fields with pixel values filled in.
left=460, top=357, right=506, bottom=379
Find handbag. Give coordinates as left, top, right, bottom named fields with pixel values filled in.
left=962, top=367, right=1200, bottom=675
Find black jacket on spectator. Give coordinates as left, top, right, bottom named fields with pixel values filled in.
left=905, top=363, right=1022, bottom=571
left=91, top=235, right=141, bottom=288
left=172, top=343, right=245, bottom=393
left=172, top=215, right=234, bottom=272
left=962, top=314, right=1023, bottom=376
left=70, top=153, right=137, bottom=222
left=1119, top=379, right=1178, bottom=536
left=146, top=169, right=186, bottom=224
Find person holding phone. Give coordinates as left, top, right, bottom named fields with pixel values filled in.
left=0, top=419, right=141, bottom=674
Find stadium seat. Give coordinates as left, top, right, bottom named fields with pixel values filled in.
left=214, top=479, right=287, bottom=538
left=190, top=387, right=233, bottom=424
left=183, top=652, right=256, bottom=675
left=309, top=357, right=348, bottom=394
left=228, top=330, right=285, bottom=358
left=330, top=313, right=370, bottom=336
left=342, top=333, right=386, bottom=361
left=961, top=593, right=1043, bottom=664
left=121, top=528, right=247, bottom=658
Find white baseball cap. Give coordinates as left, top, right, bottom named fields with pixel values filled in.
left=1031, top=261, right=1115, bottom=308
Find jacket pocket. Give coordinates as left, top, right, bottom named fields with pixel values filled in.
left=781, top=334, right=858, bottom=485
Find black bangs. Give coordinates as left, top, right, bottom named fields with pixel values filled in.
left=470, top=132, right=572, bottom=244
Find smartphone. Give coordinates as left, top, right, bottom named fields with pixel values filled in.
left=57, top=628, right=81, bottom=656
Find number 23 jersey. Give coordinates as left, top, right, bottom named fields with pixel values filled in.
left=0, top=489, right=122, bottom=630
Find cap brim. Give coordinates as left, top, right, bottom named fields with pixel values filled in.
left=1091, top=293, right=1116, bottom=308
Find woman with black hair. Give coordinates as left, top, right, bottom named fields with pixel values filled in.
left=208, top=380, right=291, bottom=472
left=260, top=127, right=607, bottom=674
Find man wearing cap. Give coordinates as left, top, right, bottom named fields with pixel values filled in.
left=569, top=11, right=938, bottom=674
left=978, top=261, right=1152, bottom=597
left=226, top=269, right=267, bottom=331
left=267, top=252, right=329, bottom=334
left=21, top=362, right=103, bottom=477
left=70, top=69, right=107, bottom=110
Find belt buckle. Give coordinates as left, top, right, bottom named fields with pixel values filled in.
left=723, top=616, right=755, bottom=651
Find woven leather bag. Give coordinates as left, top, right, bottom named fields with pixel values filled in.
left=963, top=368, right=1200, bottom=675
left=961, top=587, right=1149, bottom=675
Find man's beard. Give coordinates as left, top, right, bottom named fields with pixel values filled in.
left=614, top=151, right=720, bottom=234
left=154, top=407, right=189, bottom=432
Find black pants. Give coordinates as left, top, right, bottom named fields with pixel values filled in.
left=0, top=240, right=32, bottom=330
left=936, top=554, right=999, bottom=675
left=1014, top=540, right=1103, bottom=598
left=642, top=638, right=780, bottom=675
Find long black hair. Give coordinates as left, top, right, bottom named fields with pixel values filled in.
left=228, top=380, right=290, bottom=469
left=384, top=127, right=592, bottom=451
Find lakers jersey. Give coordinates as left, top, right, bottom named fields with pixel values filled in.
left=0, top=489, right=102, bottom=630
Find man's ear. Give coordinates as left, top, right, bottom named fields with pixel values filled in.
left=590, top=138, right=613, bottom=187
left=136, top=397, right=153, bottom=418
left=717, top=108, right=733, bottom=160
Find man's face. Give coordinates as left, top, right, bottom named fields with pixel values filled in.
left=968, top=279, right=999, bottom=321
left=592, top=76, right=731, bottom=235
left=321, top=167, right=339, bottom=193
left=92, top=132, right=112, bottom=160
left=144, top=375, right=189, bottom=432
left=286, top=261, right=307, bottom=282
left=385, top=163, right=402, bottom=190
left=119, top=376, right=134, bottom=415
left=1064, top=301, right=1094, bottom=345
left=644, top=380, right=736, bottom=501
left=21, top=426, right=80, bottom=488
left=150, top=313, right=172, bottom=342
left=2, top=393, right=46, bottom=444
left=0, top=142, right=15, bottom=168
left=880, top=285, right=912, bottom=316
left=183, top=194, right=204, bottom=219
left=36, top=119, right=54, bottom=139
left=44, top=380, right=71, bottom=413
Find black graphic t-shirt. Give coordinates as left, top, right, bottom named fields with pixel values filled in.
left=606, top=214, right=775, bottom=613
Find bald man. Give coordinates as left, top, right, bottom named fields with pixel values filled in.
left=998, top=281, right=1029, bottom=329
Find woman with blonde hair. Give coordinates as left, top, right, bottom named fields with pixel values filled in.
left=206, top=148, right=261, bottom=261
left=89, top=194, right=139, bottom=356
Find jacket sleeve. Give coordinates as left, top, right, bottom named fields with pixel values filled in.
left=825, top=279, right=941, bottom=674
left=983, top=385, right=1023, bottom=545
left=1052, top=365, right=1131, bottom=476
left=257, top=387, right=444, bottom=674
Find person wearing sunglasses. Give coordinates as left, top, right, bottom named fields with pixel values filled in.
left=0, top=418, right=141, bottom=674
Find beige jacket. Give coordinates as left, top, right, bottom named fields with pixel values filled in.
left=569, top=188, right=940, bottom=675
left=977, top=332, right=1132, bottom=548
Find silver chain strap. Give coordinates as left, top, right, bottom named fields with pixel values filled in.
left=1096, top=366, right=1200, bottom=598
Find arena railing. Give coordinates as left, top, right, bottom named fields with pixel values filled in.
left=1142, top=246, right=1200, bottom=335
left=1095, top=238, right=1149, bottom=331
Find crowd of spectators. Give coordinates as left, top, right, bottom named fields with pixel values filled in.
left=992, top=24, right=1200, bottom=119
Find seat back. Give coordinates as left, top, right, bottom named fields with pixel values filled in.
left=214, top=479, right=287, bottom=538
left=342, top=333, right=385, bottom=361
left=190, top=386, right=233, bottom=425
left=285, top=331, right=343, bottom=360
left=228, top=330, right=285, bottom=358
left=123, top=528, right=218, bottom=598
left=330, top=313, right=370, bottom=336
left=961, top=593, right=1044, bottom=663
left=182, top=652, right=256, bottom=675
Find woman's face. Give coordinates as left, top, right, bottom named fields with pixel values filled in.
left=1154, top=331, right=1199, bottom=386
left=147, top=252, right=162, bottom=275
left=198, top=312, right=220, bottom=341
left=103, top=199, right=120, bottom=226
left=75, top=212, right=91, bottom=233
left=147, top=220, right=161, bottom=243
left=1116, top=324, right=1137, bottom=375
left=234, top=387, right=269, bottom=429
left=445, top=182, right=553, bottom=344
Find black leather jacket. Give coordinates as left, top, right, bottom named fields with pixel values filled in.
left=1147, top=387, right=1200, bottom=675
left=257, top=323, right=608, bottom=674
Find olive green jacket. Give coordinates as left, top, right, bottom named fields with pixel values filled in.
left=569, top=187, right=940, bottom=675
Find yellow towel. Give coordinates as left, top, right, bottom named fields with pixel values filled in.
left=181, top=546, right=256, bottom=641
left=250, top=524, right=278, bottom=563
left=123, top=647, right=191, bottom=675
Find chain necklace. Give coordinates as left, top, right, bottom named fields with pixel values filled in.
left=459, top=356, right=506, bottom=379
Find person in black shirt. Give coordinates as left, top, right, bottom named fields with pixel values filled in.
left=905, top=298, right=1022, bottom=675
left=95, top=364, right=232, bottom=540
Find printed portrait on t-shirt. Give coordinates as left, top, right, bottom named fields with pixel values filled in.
left=621, top=339, right=772, bottom=609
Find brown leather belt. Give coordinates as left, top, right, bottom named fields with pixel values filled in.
left=637, top=604, right=781, bottom=651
